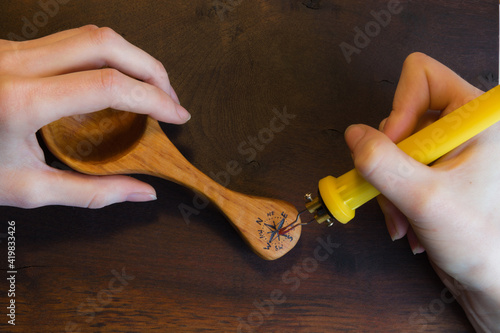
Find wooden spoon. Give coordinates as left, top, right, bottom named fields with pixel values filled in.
left=41, top=109, right=301, bottom=260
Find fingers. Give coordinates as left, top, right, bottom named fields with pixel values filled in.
left=377, top=195, right=409, bottom=241
left=383, top=52, right=482, bottom=143
left=346, top=124, right=437, bottom=253
left=0, top=26, right=190, bottom=210
left=378, top=195, right=426, bottom=254
left=1, top=26, right=189, bottom=126
left=1, top=26, right=182, bottom=125
left=407, top=226, right=425, bottom=255
left=11, top=168, right=158, bottom=209
left=2, top=27, right=176, bottom=98
left=0, top=25, right=99, bottom=52
left=345, top=124, right=438, bottom=220
left=0, top=137, right=158, bottom=209
left=7, top=69, right=190, bottom=132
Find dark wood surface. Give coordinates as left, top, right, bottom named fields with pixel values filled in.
left=0, top=1, right=497, bottom=332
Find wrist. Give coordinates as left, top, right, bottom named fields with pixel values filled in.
left=444, top=277, right=500, bottom=332
left=460, top=285, right=500, bottom=332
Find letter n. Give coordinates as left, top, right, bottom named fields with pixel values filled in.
left=339, top=42, right=360, bottom=64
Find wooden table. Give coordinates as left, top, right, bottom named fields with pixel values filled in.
left=0, top=1, right=497, bottom=332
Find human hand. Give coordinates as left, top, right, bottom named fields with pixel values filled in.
left=345, top=52, right=500, bottom=330
left=0, top=25, right=191, bottom=209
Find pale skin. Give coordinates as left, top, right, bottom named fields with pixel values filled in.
left=0, top=27, right=498, bottom=330
left=0, top=25, right=191, bottom=208
left=345, top=52, right=500, bottom=331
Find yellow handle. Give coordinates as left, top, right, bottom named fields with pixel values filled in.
left=320, top=85, right=500, bottom=224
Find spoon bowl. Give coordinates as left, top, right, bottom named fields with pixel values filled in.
left=43, top=109, right=147, bottom=167
left=41, top=109, right=301, bottom=260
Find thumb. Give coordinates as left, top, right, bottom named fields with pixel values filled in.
left=344, top=124, right=435, bottom=219
left=26, top=169, right=157, bottom=209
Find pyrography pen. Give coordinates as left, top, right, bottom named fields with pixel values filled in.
left=281, top=85, right=500, bottom=234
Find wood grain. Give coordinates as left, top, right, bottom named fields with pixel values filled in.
left=0, top=0, right=497, bottom=332
left=41, top=111, right=302, bottom=260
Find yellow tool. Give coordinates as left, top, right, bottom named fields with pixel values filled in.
left=281, top=85, right=500, bottom=234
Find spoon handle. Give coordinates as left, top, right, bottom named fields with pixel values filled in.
left=125, top=118, right=232, bottom=208
left=42, top=114, right=301, bottom=260
left=127, top=119, right=302, bottom=258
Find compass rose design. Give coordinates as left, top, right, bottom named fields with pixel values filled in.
left=256, top=211, right=294, bottom=251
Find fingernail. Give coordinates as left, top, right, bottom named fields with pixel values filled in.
left=379, top=118, right=387, bottom=132
left=391, top=223, right=406, bottom=241
left=386, top=216, right=401, bottom=241
left=388, top=223, right=398, bottom=241
left=411, top=243, right=426, bottom=255
left=175, top=104, right=191, bottom=122
left=126, top=192, right=157, bottom=202
left=345, top=124, right=366, bottom=150
left=385, top=213, right=405, bottom=241
left=392, top=231, right=404, bottom=242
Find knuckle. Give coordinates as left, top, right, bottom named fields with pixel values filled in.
left=90, top=27, right=122, bottom=46
left=98, top=68, right=122, bottom=93
left=0, top=52, right=11, bottom=72
left=403, top=52, right=429, bottom=70
left=79, top=24, right=99, bottom=32
left=17, top=191, right=43, bottom=209
left=406, top=184, right=443, bottom=219
left=8, top=175, right=45, bottom=209
left=86, top=190, right=114, bottom=209
left=0, top=77, right=26, bottom=131
left=153, top=59, right=168, bottom=79
left=353, top=136, right=387, bottom=179
left=0, top=49, right=19, bottom=74
left=87, top=195, right=108, bottom=209
left=142, top=59, right=169, bottom=87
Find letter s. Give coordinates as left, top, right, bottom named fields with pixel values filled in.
left=408, top=312, right=427, bottom=331
left=238, top=141, right=257, bottom=163
left=282, top=269, right=301, bottom=292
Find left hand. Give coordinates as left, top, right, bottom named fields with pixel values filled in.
left=0, top=26, right=191, bottom=209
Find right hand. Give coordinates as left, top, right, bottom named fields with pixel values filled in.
left=345, top=52, right=500, bottom=330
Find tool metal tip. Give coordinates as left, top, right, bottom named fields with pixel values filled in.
left=279, top=209, right=313, bottom=235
